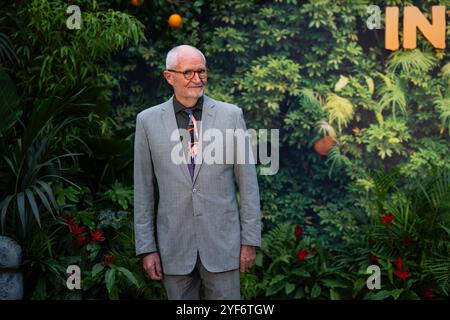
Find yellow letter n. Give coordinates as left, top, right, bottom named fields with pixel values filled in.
left=404, top=6, right=446, bottom=49
left=385, top=6, right=446, bottom=51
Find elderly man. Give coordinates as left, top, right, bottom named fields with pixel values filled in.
left=133, top=45, right=261, bottom=300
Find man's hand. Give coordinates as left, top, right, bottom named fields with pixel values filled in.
left=240, top=245, right=256, bottom=273
left=142, top=252, right=163, bottom=280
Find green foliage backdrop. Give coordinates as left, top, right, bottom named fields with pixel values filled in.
left=0, top=0, right=449, bottom=299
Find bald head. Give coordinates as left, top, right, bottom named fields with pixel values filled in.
left=166, top=45, right=206, bottom=69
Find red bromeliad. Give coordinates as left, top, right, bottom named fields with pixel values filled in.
left=89, top=230, right=105, bottom=243
left=296, top=249, right=309, bottom=261
left=69, top=224, right=85, bottom=235
left=393, top=256, right=412, bottom=279
left=294, top=226, right=302, bottom=238
left=62, top=215, right=75, bottom=225
left=369, top=255, right=379, bottom=264
left=381, top=213, right=395, bottom=225
left=103, top=255, right=114, bottom=266
left=422, top=288, right=436, bottom=299
left=75, top=235, right=85, bottom=247
left=403, top=238, right=411, bottom=248
left=394, top=257, right=403, bottom=271
left=394, top=270, right=412, bottom=279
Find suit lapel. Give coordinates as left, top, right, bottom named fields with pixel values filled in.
left=161, top=96, right=192, bottom=184
left=193, top=95, right=217, bottom=183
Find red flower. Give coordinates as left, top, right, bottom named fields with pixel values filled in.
left=394, top=270, right=411, bottom=279
left=62, top=215, right=75, bottom=225
left=393, top=257, right=412, bottom=279
left=69, top=224, right=85, bottom=235
left=294, top=226, right=303, bottom=238
left=381, top=213, right=395, bottom=225
left=394, top=257, right=403, bottom=271
left=74, top=235, right=85, bottom=247
left=103, top=255, right=114, bottom=267
left=89, top=230, right=105, bottom=243
left=369, top=255, right=379, bottom=264
left=403, top=238, right=411, bottom=248
left=423, top=288, right=436, bottom=299
left=296, top=249, right=309, bottom=261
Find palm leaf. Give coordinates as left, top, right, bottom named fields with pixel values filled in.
left=17, top=192, right=26, bottom=233
left=377, top=73, right=407, bottom=119
left=326, top=146, right=351, bottom=178
left=31, top=185, right=54, bottom=217
left=0, top=32, right=18, bottom=64
left=388, top=49, right=439, bottom=74
left=423, top=257, right=450, bottom=295
left=0, top=195, right=14, bottom=233
left=442, top=62, right=450, bottom=77
left=25, top=188, right=41, bottom=227
left=415, top=167, right=449, bottom=212
left=434, top=96, right=450, bottom=133
left=36, top=181, right=59, bottom=213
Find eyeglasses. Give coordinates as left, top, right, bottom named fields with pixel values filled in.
left=166, top=68, right=207, bottom=80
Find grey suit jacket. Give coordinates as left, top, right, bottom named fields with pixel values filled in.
left=134, top=95, right=261, bottom=275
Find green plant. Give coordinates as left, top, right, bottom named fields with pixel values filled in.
left=0, top=87, right=95, bottom=236
left=242, top=222, right=354, bottom=299
left=362, top=118, right=411, bottom=159
left=338, top=167, right=450, bottom=299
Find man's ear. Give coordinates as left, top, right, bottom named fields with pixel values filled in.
left=163, top=70, right=174, bottom=86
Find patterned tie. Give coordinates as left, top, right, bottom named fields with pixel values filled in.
left=184, top=108, right=198, bottom=179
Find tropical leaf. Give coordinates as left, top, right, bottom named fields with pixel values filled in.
left=261, top=221, right=295, bottom=260
left=334, top=75, right=349, bottom=92
left=377, top=73, right=407, bottom=119
left=434, top=96, right=450, bottom=132
left=388, top=49, right=439, bottom=74
left=299, top=88, right=323, bottom=109
left=423, top=256, right=450, bottom=295
left=365, top=75, right=375, bottom=95
left=323, top=94, right=354, bottom=132
left=117, top=267, right=140, bottom=289
left=326, top=146, right=352, bottom=178
left=442, top=62, right=450, bottom=77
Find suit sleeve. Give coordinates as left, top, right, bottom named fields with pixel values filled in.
left=134, top=114, right=157, bottom=256
left=234, top=107, right=262, bottom=247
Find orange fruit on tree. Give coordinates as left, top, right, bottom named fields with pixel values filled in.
left=314, top=136, right=336, bottom=156
left=168, top=13, right=183, bottom=28
left=131, top=0, right=144, bottom=7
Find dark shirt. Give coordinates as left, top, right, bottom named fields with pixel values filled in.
left=173, top=96, right=203, bottom=130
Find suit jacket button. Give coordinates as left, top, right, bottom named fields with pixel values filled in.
left=192, top=188, right=197, bottom=193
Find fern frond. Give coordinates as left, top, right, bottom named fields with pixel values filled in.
left=316, top=120, right=336, bottom=138
left=326, top=146, right=351, bottom=178
left=423, top=256, right=450, bottom=296
left=323, top=94, right=354, bottom=132
left=442, top=62, right=450, bottom=78
left=261, top=221, right=295, bottom=259
left=300, top=88, right=322, bottom=109
left=434, top=97, right=450, bottom=132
